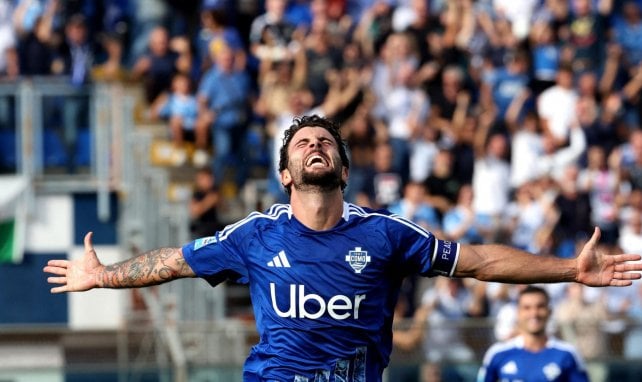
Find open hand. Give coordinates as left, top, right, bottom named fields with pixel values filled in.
left=575, top=227, right=642, bottom=287
left=43, top=232, right=103, bottom=293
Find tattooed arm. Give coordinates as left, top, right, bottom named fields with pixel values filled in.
left=44, top=232, right=195, bottom=293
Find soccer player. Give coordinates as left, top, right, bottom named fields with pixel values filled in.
left=44, top=115, right=642, bottom=382
left=477, top=285, right=589, bottom=382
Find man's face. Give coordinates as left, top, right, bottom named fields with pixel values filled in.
left=281, top=126, right=346, bottom=193
left=517, top=292, right=550, bottom=336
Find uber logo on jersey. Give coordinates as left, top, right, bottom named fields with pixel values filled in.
left=345, top=247, right=371, bottom=274
left=270, top=283, right=366, bottom=320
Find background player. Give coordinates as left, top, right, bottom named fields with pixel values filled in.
left=477, top=285, right=589, bottom=382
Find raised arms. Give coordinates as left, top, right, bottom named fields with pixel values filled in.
left=455, top=227, right=642, bottom=287
left=44, top=232, right=195, bottom=293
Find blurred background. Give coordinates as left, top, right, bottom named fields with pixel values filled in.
left=1, top=0, right=642, bottom=381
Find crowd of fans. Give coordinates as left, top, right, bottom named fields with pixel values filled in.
left=3, top=0, right=642, bottom=376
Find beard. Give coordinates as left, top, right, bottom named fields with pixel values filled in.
left=294, top=166, right=343, bottom=193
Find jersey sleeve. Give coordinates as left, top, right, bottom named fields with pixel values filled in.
left=181, top=230, right=249, bottom=286
left=389, top=215, right=460, bottom=277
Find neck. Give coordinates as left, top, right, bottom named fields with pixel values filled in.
left=289, top=189, right=344, bottom=231
left=521, top=333, right=548, bottom=352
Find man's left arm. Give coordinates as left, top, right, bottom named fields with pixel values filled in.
left=454, top=227, right=642, bottom=287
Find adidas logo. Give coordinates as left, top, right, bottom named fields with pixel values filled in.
left=267, top=250, right=291, bottom=268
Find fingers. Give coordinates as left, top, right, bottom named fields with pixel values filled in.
left=46, top=259, right=68, bottom=268
left=612, top=271, right=641, bottom=280
left=84, top=231, right=94, bottom=253
left=47, top=276, right=67, bottom=284
left=50, top=286, right=69, bottom=294
left=587, top=226, right=601, bottom=247
left=613, top=253, right=642, bottom=263
left=43, top=265, right=67, bottom=276
left=610, top=280, right=634, bottom=287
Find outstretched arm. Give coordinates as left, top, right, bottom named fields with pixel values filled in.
left=454, top=227, right=642, bottom=287
left=44, top=232, right=195, bottom=293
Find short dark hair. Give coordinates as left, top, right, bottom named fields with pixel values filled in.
left=518, top=285, right=550, bottom=305
left=278, top=115, right=350, bottom=194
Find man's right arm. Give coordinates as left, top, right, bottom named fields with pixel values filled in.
left=44, top=232, right=195, bottom=293
left=97, top=247, right=195, bottom=289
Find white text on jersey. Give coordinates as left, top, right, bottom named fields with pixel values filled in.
left=270, top=283, right=366, bottom=320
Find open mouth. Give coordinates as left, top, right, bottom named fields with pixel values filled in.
left=305, top=154, right=329, bottom=168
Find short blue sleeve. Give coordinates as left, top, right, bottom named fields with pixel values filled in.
left=182, top=233, right=249, bottom=286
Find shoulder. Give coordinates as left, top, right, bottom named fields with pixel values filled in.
left=547, top=337, right=585, bottom=360
left=344, top=203, right=434, bottom=237
left=482, top=337, right=522, bottom=364
left=218, top=204, right=291, bottom=238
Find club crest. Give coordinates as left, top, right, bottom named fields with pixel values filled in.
left=345, top=247, right=371, bottom=274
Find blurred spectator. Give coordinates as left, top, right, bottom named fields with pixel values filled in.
left=529, top=21, right=560, bottom=96
left=576, top=93, right=621, bottom=153
left=197, top=5, right=246, bottom=72
left=551, top=165, right=593, bottom=258
left=426, top=65, right=467, bottom=138
left=189, top=167, right=222, bottom=239
left=53, top=13, right=95, bottom=85
left=388, top=181, right=441, bottom=235
left=0, top=0, right=15, bottom=75
left=52, top=13, right=96, bottom=172
left=488, top=283, right=524, bottom=341
left=423, top=149, right=460, bottom=216
left=131, top=25, right=179, bottom=105
left=622, top=62, right=642, bottom=126
left=618, top=204, right=642, bottom=254
left=344, top=106, right=379, bottom=205
left=0, top=45, right=18, bottom=79
left=409, top=123, right=439, bottom=184
left=471, top=112, right=510, bottom=241
left=14, top=0, right=57, bottom=76
left=536, top=63, right=578, bottom=147
left=613, top=1, right=642, bottom=72
left=249, top=0, right=299, bottom=62
left=382, top=57, right=429, bottom=182
left=295, top=19, right=342, bottom=106
left=620, top=129, right=642, bottom=190
left=493, top=0, right=539, bottom=41
left=566, top=0, right=612, bottom=73
left=370, top=32, right=420, bottom=124
left=442, top=184, right=485, bottom=244
left=449, top=110, right=477, bottom=185
left=394, top=277, right=481, bottom=379
left=128, top=0, right=168, bottom=65
left=578, top=145, right=624, bottom=245
left=622, top=281, right=642, bottom=360
left=367, top=141, right=404, bottom=209
left=555, top=283, right=609, bottom=362
left=352, top=0, right=394, bottom=58
left=91, top=32, right=127, bottom=82
left=503, top=182, right=549, bottom=253
left=195, top=43, right=251, bottom=187
left=480, top=49, right=530, bottom=124
left=150, top=72, right=199, bottom=167
left=533, top=123, right=587, bottom=182
left=505, top=90, right=542, bottom=190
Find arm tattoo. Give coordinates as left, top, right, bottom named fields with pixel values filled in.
left=99, top=247, right=194, bottom=288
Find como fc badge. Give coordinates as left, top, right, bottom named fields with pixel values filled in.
left=345, top=247, right=371, bottom=274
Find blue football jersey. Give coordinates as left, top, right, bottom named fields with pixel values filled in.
left=477, top=336, right=589, bottom=382
left=182, top=202, right=460, bottom=381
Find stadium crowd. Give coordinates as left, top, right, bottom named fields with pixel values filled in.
left=3, top=0, right=642, bottom=378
